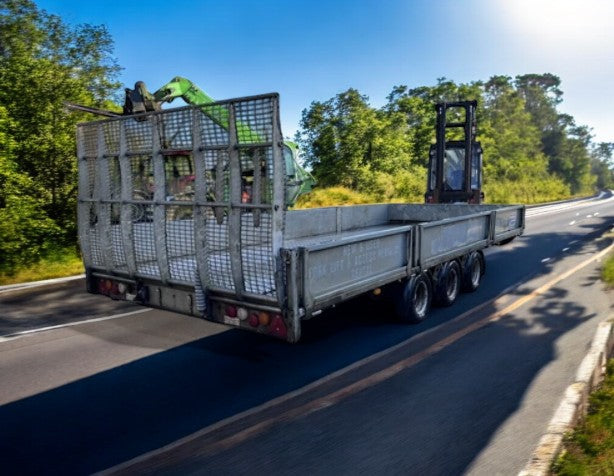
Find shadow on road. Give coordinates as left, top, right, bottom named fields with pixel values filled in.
left=0, top=214, right=613, bottom=474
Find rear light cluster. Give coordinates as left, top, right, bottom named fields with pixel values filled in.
left=97, top=279, right=135, bottom=300
left=223, top=305, right=287, bottom=339
left=98, top=279, right=121, bottom=296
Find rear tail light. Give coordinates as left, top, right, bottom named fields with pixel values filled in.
left=217, top=304, right=287, bottom=339
left=248, top=312, right=260, bottom=327
left=269, top=314, right=287, bottom=339
left=258, top=311, right=270, bottom=326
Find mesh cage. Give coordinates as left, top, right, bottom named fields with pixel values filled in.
left=76, top=94, right=285, bottom=303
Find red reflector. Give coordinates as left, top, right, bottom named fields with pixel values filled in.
left=269, top=314, right=287, bottom=339
left=225, top=305, right=237, bottom=318
left=248, top=312, right=260, bottom=327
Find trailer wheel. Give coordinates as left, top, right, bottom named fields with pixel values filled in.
left=396, top=273, right=432, bottom=323
left=496, top=237, right=515, bottom=246
left=435, top=260, right=461, bottom=307
left=462, top=251, right=485, bottom=292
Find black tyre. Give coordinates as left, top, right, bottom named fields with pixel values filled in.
left=396, top=273, right=432, bottom=323
left=496, top=236, right=515, bottom=246
left=435, top=260, right=461, bottom=307
left=462, top=251, right=485, bottom=292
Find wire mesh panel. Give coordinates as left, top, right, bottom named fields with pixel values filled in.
left=88, top=204, right=103, bottom=267
left=131, top=213, right=158, bottom=277
left=102, top=122, right=120, bottom=156
left=80, top=127, right=98, bottom=158
left=194, top=94, right=285, bottom=301
left=77, top=93, right=286, bottom=301
left=235, top=98, right=274, bottom=144
left=158, top=108, right=193, bottom=150
left=125, top=117, right=153, bottom=153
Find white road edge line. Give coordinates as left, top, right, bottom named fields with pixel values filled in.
left=0, top=274, right=85, bottom=294
left=0, top=308, right=152, bottom=342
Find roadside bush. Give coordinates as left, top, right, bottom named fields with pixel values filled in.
left=294, top=187, right=374, bottom=208
left=484, top=176, right=570, bottom=204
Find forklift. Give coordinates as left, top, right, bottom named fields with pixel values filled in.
left=425, top=100, right=483, bottom=204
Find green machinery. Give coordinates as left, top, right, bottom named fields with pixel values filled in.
left=123, top=77, right=315, bottom=206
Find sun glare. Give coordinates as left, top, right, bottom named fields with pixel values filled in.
left=499, top=0, right=613, bottom=51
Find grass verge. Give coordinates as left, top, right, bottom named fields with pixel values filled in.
left=602, top=253, right=614, bottom=287
left=0, top=248, right=84, bottom=286
left=553, top=251, right=614, bottom=474
left=553, top=360, right=614, bottom=475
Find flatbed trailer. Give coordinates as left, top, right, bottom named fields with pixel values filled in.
left=76, top=93, right=524, bottom=342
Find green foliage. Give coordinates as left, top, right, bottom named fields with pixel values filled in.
left=0, top=246, right=83, bottom=285
left=0, top=0, right=121, bottom=275
left=554, top=360, right=614, bottom=475
left=483, top=177, right=570, bottom=204
left=591, top=143, right=614, bottom=190
left=602, top=253, right=614, bottom=287
left=294, top=187, right=374, bottom=208
left=297, top=88, right=414, bottom=190
left=297, top=74, right=608, bottom=205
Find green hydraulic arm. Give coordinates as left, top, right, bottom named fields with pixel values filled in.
left=124, top=76, right=315, bottom=205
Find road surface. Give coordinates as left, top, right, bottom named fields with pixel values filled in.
left=1, top=193, right=613, bottom=475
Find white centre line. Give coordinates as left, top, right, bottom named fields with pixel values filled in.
left=569, top=221, right=576, bottom=225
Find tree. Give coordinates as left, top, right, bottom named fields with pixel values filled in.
left=0, top=0, right=121, bottom=267
left=297, top=89, right=411, bottom=191
left=590, top=142, right=614, bottom=190
left=385, top=78, right=483, bottom=167
left=514, top=73, right=594, bottom=193
left=0, top=104, right=61, bottom=273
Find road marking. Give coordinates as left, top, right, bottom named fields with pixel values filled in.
left=595, top=212, right=600, bottom=216
left=569, top=221, right=576, bottom=225
left=524, top=193, right=613, bottom=218
left=587, top=214, right=593, bottom=218
left=0, top=274, right=85, bottom=294
left=0, top=308, right=152, bottom=341
left=103, top=241, right=614, bottom=473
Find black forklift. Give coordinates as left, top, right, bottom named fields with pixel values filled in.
left=425, top=100, right=483, bottom=204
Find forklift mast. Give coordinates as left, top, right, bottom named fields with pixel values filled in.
left=425, top=100, right=483, bottom=204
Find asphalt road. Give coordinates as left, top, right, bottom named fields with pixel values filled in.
left=1, top=193, right=613, bottom=475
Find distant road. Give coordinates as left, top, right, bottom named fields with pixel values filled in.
left=0, top=191, right=613, bottom=475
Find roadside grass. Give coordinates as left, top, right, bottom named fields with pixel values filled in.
left=553, top=249, right=614, bottom=474
left=602, top=253, right=614, bottom=287
left=294, top=186, right=594, bottom=209
left=0, top=248, right=84, bottom=286
left=553, top=360, right=614, bottom=475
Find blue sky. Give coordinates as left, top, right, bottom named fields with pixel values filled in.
left=36, top=0, right=613, bottom=143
